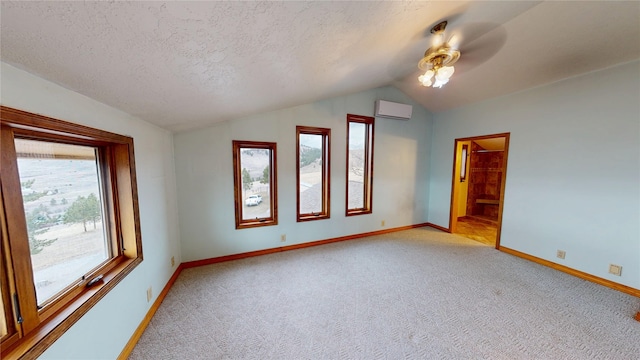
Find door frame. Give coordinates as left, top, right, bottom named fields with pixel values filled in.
left=448, top=132, right=510, bottom=249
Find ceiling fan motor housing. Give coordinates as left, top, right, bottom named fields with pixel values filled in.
left=430, top=20, right=448, bottom=34
left=418, top=46, right=460, bottom=70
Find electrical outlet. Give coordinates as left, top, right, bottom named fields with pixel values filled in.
left=556, top=250, right=566, bottom=259
left=608, top=264, right=622, bottom=276
left=281, top=234, right=286, bottom=242
left=171, top=256, right=175, bottom=267
left=146, top=287, right=152, bottom=302
left=381, top=220, right=385, bottom=227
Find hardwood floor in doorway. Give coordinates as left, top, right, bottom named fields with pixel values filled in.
left=455, top=216, right=497, bottom=246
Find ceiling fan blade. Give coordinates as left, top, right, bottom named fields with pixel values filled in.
left=446, top=22, right=502, bottom=50
left=443, top=0, right=539, bottom=48
left=455, top=25, right=507, bottom=72
left=390, top=0, right=527, bottom=83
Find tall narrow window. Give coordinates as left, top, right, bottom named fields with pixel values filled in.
left=346, top=114, right=374, bottom=216
left=296, top=126, right=330, bottom=222
left=232, top=141, right=278, bottom=229
left=1, top=106, right=143, bottom=359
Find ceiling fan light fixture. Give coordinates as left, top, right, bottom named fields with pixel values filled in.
left=432, top=78, right=449, bottom=88
left=418, top=20, right=460, bottom=89
left=418, top=50, right=459, bottom=88
left=418, top=69, right=435, bottom=86
left=435, top=66, right=455, bottom=82
left=419, top=75, right=433, bottom=87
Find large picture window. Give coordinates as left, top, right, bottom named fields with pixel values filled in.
left=0, top=106, right=143, bottom=359
left=296, top=126, right=330, bottom=222
left=346, top=114, right=374, bottom=216
left=15, top=139, right=111, bottom=308
left=232, top=141, right=278, bottom=229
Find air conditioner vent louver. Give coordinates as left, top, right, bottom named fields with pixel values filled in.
left=375, top=100, right=412, bottom=120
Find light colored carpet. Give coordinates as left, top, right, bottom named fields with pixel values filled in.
left=129, top=227, right=640, bottom=359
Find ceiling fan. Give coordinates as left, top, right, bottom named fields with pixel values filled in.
left=417, top=20, right=461, bottom=88
left=407, top=15, right=508, bottom=90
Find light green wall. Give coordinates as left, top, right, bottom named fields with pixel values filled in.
left=0, top=62, right=182, bottom=359
left=174, top=86, right=433, bottom=262
left=428, top=60, right=640, bottom=289
left=2, top=56, right=638, bottom=358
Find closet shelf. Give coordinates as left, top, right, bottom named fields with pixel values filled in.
left=476, top=199, right=500, bottom=205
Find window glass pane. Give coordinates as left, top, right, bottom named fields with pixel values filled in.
left=346, top=115, right=373, bottom=216
left=299, top=133, right=323, bottom=214
left=15, top=139, right=110, bottom=307
left=348, top=122, right=366, bottom=210
left=240, top=147, right=271, bottom=220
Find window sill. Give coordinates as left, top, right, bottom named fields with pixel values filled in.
left=1, top=257, right=141, bottom=360
left=297, top=214, right=330, bottom=222
left=236, top=219, right=278, bottom=230
left=346, top=209, right=372, bottom=217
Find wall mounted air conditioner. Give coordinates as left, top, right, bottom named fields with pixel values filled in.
left=374, top=100, right=413, bottom=120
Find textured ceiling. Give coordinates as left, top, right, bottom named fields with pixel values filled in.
left=1, top=1, right=639, bottom=132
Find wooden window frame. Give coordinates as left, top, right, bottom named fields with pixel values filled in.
left=0, top=106, right=143, bottom=359
left=232, top=140, right=278, bottom=229
left=296, top=126, right=331, bottom=222
left=345, top=114, right=375, bottom=216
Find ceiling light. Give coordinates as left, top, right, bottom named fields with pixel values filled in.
left=418, top=21, right=460, bottom=89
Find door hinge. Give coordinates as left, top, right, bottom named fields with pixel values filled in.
left=13, top=293, right=23, bottom=324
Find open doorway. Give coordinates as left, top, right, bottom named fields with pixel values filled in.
left=449, top=133, right=510, bottom=248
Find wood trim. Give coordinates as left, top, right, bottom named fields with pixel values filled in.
left=448, top=140, right=458, bottom=232
left=448, top=133, right=510, bottom=249
left=0, top=106, right=130, bottom=145
left=0, top=185, right=21, bottom=349
left=120, top=223, right=638, bottom=357
left=425, top=222, right=451, bottom=233
left=454, top=133, right=512, bottom=143
left=0, top=126, right=40, bottom=333
left=2, top=258, right=141, bottom=359
left=494, top=134, right=510, bottom=249
left=232, top=141, right=278, bottom=229
left=499, top=246, right=640, bottom=298
left=183, top=222, right=431, bottom=269
left=1, top=107, right=144, bottom=359
left=120, top=223, right=430, bottom=356
left=345, top=114, right=374, bottom=216
left=296, top=126, right=331, bottom=222
left=117, top=264, right=183, bottom=360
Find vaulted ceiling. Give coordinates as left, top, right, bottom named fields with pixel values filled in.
left=1, top=1, right=639, bottom=132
